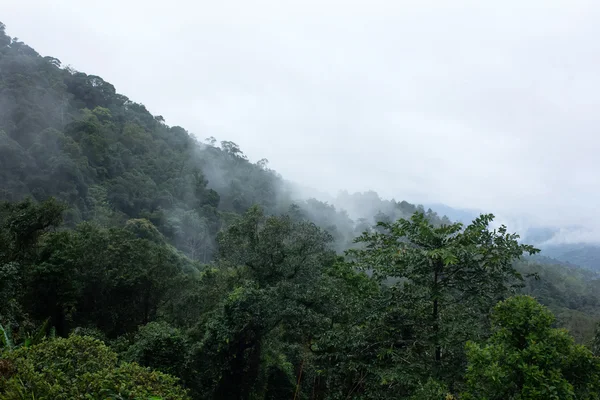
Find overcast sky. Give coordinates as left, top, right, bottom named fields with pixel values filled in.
left=4, top=0, right=600, bottom=238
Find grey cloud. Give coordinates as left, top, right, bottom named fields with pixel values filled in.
left=5, top=0, right=600, bottom=241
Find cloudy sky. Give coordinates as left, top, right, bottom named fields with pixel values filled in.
left=4, top=0, right=600, bottom=237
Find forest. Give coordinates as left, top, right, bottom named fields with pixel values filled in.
left=2, top=21, right=600, bottom=399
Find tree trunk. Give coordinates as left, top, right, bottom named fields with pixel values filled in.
left=433, top=295, right=440, bottom=362
left=432, top=261, right=441, bottom=363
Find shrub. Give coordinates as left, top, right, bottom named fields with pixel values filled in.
left=0, top=335, right=189, bottom=399
left=123, top=321, right=188, bottom=378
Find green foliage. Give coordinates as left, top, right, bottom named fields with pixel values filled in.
left=518, top=260, right=600, bottom=344
left=331, top=212, right=539, bottom=395
left=0, top=197, right=65, bottom=262
left=409, top=378, right=453, bottom=400
left=72, top=326, right=107, bottom=342
left=125, top=218, right=167, bottom=244
left=462, top=295, right=600, bottom=400
left=25, top=222, right=190, bottom=337
left=0, top=198, right=67, bottom=327
left=123, top=321, right=188, bottom=379
left=184, top=206, right=339, bottom=398
left=0, top=335, right=189, bottom=399
left=0, top=319, right=54, bottom=352
left=2, top=21, right=600, bottom=400
left=0, top=262, right=20, bottom=324
left=0, top=18, right=455, bottom=262
left=0, top=324, right=11, bottom=351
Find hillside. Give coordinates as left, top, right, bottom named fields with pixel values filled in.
left=539, top=244, right=600, bottom=271
left=0, top=22, right=451, bottom=259
left=3, top=21, right=600, bottom=400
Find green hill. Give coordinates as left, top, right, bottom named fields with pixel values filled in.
left=3, top=21, right=600, bottom=400
left=0, top=21, right=452, bottom=259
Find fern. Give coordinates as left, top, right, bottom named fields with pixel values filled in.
left=0, top=319, right=53, bottom=352
left=29, top=319, right=49, bottom=347
left=0, top=322, right=13, bottom=350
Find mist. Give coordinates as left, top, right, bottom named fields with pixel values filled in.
left=5, top=1, right=600, bottom=233
left=7, top=9, right=600, bottom=399
left=4, top=1, right=600, bottom=247
left=9, top=0, right=600, bottom=244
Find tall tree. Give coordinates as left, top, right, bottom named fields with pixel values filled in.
left=188, top=206, right=337, bottom=399
left=346, top=212, right=539, bottom=389
left=0, top=198, right=65, bottom=326
left=462, top=295, right=600, bottom=400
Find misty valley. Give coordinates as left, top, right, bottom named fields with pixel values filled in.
left=3, top=20, right=600, bottom=400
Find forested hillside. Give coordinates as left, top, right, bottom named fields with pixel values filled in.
left=0, top=22, right=452, bottom=259
left=540, top=244, right=600, bottom=272
left=3, top=21, right=600, bottom=399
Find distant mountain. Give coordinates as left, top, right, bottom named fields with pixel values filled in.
left=539, top=244, right=600, bottom=272
left=422, top=204, right=600, bottom=272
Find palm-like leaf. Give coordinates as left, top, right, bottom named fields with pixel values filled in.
left=30, top=319, right=49, bottom=346
left=0, top=323, right=13, bottom=350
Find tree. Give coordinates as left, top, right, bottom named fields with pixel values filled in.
left=0, top=198, right=66, bottom=327
left=24, top=222, right=186, bottom=337
left=187, top=206, right=337, bottom=399
left=592, top=323, right=600, bottom=357
left=257, top=158, right=269, bottom=170
left=346, top=212, right=539, bottom=390
left=0, top=197, right=65, bottom=262
left=168, top=209, right=212, bottom=262
left=462, top=295, right=600, bottom=400
left=221, top=140, right=247, bottom=160
left=0, top=22, right=10, bottom=48
left=123, top=321, right=189, bottom=379
left=0, top=335, right=189, bottom=399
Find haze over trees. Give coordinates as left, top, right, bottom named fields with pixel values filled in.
left=2, top=21, right=600, bottom=399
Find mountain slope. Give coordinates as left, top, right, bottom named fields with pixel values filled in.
left=0, top=22, right=450, bottom=259
left=540, top=244, right=600, bottom=272
left=4, top=21, right=600, bottom=400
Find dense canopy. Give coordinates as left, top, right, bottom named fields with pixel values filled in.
left=2, top=21, right=600, bottom=399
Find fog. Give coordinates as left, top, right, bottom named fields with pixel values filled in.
left=5, top=0, right=600, bottom=242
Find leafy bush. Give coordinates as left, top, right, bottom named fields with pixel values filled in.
left=0, top=335, right=189, bottom=399
left=123, top=321, right=188, bottom=378
left=462, top=296, right=600, bottom=400
left=409, top=378, right=454, bottom=400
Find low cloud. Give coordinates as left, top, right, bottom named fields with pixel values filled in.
left=4, top=0, right=600, bottom=241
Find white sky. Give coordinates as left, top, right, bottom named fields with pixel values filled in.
left=4, top=0, right=600, bottom=238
